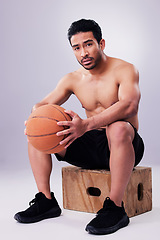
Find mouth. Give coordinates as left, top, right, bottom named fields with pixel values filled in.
left=81, top=58, right=93, bottom=65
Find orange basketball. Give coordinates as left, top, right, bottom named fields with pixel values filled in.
left=26, top=104, right=71, bottom=154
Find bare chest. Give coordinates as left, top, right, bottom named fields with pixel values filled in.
left=73, top=76, right=119, bottom=114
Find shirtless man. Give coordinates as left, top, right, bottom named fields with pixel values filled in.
left=14, top=19, right=144, bottom=235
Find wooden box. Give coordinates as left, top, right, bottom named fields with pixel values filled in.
left=62, top=166, right=152, bottom=217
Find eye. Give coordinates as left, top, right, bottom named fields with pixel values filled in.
left=86, top=43, right=92, bottom=47
left=74, top=47, right=80, bottom=51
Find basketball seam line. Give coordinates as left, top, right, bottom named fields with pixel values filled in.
left=27, top=132, right=57, bottom=137
left=43, top=142, right=61, bottom=152
left=50, top=105, right=71, bottom=121
left=31, top=116, right=59, bottom=122
left=28, top=105, right=70, bottom=152
left=42, top=133, right=66, bottom=152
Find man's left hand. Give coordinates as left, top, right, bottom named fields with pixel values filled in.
left=56, top=110, right=87, bottom=148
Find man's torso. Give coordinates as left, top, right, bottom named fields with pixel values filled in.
left=67, top=56, right=139, bottom=129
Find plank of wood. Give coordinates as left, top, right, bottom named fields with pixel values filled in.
left=62, top=166, right=152, bottom=217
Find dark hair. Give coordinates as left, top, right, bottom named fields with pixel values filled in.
left=68, top=19, right=102, bottom=44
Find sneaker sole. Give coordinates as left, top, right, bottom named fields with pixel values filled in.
left=14, top=207, right=61, bottom=224
left=85, top=214, right=130, bottom=235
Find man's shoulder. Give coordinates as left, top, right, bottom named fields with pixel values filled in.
left=107, top=57, right=139, bottom=84
left=110, top=57, right=138, bottom=79
left=58, top=68, right=83, bottom=93
left=110, top=57, right=136, bottom=71
left=62, top=68, right=83, bottom=82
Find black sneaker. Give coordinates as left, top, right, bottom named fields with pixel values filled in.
left=85, top=197, right=129, bottom=235
left=14, top=192, right=61, bottom=223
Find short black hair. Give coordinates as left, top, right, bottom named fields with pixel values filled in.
left=68, top=19, right=102, bottom=44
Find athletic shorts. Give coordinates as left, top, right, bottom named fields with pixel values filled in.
left=55, top=124, right=144, bottom=170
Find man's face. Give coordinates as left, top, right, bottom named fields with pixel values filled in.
left=70, top=32, right=104, bottom=70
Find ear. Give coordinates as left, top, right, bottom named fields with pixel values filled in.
left=99, top=39, right=105, bottom=51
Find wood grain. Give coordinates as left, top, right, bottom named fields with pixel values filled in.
left=62, top=166, right=152, bottom=217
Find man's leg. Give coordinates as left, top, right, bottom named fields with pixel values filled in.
left=28, top=143, right=52, bottom=199
left=86, top=121, right=135, bottom=234
left=28, top=142, right=66, bottom=199
left=106, top=121, right=135, bottom=206
left=14, top=143, right=64, bottom=223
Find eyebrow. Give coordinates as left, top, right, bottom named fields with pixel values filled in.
left=72, top=39, right=93, bottom=48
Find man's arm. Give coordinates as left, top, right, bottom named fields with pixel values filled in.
left=32, top=74, right=73, bottom=111
left=57, top=64, right=140, bottom=147
left=25, top=74, right=73, bottom=136
left=85, top=64, right=140, bottom=130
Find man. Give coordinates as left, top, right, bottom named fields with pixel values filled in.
left=14, top=19, right=144, bottom=235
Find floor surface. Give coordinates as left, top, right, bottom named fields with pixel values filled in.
left=1, top=163, right=159, bottom=240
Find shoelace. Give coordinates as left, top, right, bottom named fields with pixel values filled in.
left=29, top=192, right=45, bottom=206
left=29, top=198, right=37, bottom=206
left=29, top=194, right=41, bottom=206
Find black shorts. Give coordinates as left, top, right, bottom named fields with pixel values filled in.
left=55, top=125, right=144, bottom=170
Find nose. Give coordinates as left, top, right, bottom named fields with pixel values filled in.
left=81, top=47, right=88, bottom=58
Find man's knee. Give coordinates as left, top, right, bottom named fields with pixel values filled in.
left=106, top=121, right=134, bottom=146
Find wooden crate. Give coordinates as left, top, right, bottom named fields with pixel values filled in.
left=62, top=166, right=152, bottom=217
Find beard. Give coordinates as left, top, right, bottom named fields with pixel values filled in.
left=78, top=51, right=102, bottom=70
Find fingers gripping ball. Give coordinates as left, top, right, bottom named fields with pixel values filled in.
left=26, top=104, right=71, bottom=154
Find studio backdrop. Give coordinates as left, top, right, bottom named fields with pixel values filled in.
left=1, top=0, right=160, bottom=170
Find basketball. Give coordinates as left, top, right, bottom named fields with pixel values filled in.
left=26, top=104, right=71, bottom=154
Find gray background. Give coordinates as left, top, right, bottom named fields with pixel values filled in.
left=1, top=0, right=160, bottom=170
